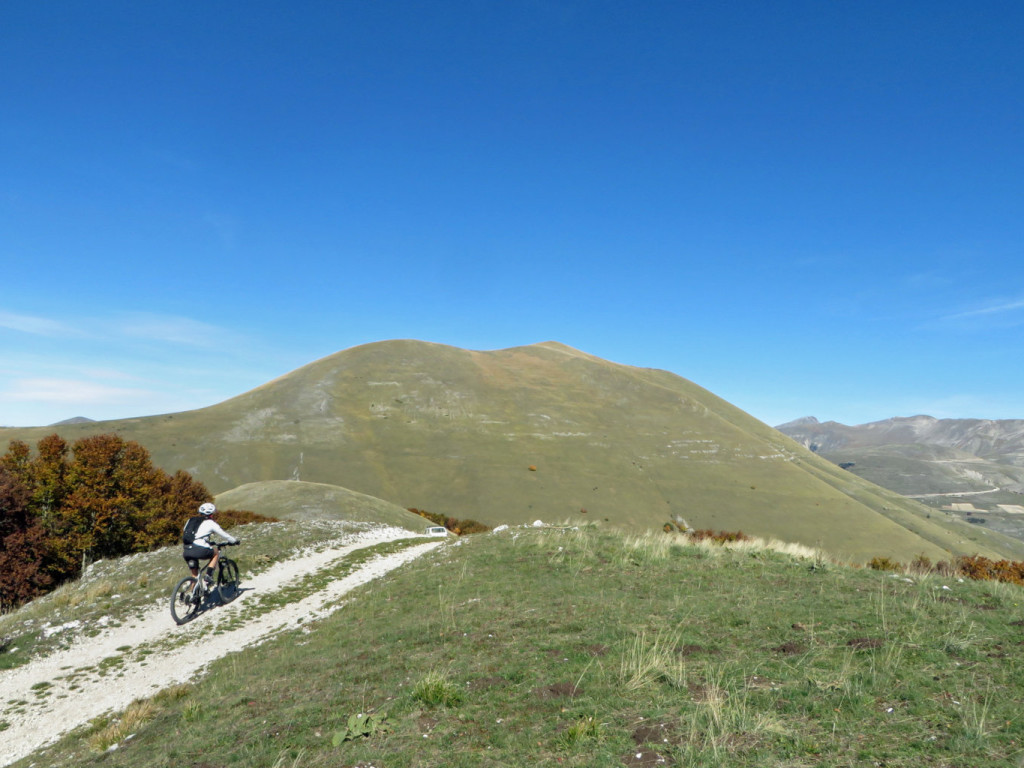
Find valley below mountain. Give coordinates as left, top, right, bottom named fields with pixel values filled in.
left=776, top=416, right=1024, bottom=543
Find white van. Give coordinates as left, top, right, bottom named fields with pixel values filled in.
left=425, top=526, right=449, bottom=536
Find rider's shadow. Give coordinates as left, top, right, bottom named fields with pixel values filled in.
left=213, top=583, right=251, bottom=605
left=191, top=584, right=251, bottom=618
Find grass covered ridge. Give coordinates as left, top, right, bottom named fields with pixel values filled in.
left=12, top=526, right=1024, bottom=767
left=8, top=340, right=1022, bottom=563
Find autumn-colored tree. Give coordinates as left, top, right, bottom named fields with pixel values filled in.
left=0, top=465, right=31, bottom=539
left=0, top=439, right=32, bottom=486
left=31, top=434, right=69, bottom=526
left=0, top=523, right=53, bottom=611
left=0, top=434, right=275, bottom=611
left=52, top=435, right=166, bottom=572
left=0, top=465, right=53, bottom=610
left=133, top=469, right=212, bottom=551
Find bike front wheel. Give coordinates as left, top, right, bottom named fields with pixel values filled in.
left=217, top=558, right=241, bottom=603
left=170, top=576, right=200, bottom=624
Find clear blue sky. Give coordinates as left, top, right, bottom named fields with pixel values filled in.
left=2, top=1, right=1022, bottom=429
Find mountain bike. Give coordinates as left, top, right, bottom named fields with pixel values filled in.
left=170, top=541, right=241, bottom=625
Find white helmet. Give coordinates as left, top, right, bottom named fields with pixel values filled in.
left=198, top=502, right=217, bottom=516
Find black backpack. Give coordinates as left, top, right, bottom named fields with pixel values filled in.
left=182, top=515, right=204, bottom=546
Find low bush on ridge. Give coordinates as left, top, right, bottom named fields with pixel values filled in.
left=685, top=528, right=752, bottom=544
left=870, top=551, right=1024, bottom=587
left=406, top=507, right=491, bottom=535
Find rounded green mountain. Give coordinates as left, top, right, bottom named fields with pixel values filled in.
left=4, top=340, right=1021, bottom=563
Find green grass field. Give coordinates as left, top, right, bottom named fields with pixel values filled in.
left=11, top=524, right=1024, bottom=768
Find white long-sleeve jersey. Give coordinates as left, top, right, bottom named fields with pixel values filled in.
left=189, top=518, right=238, bottom=550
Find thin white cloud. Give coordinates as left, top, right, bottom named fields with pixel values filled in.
left=930, top=296, right=1024, bottom=331
left=1, top=308, right=242, bottom=348
left=0, top=310, right=264, bottom=425
left=5, top=378, right=155, bottom=404
left=946, top=297, right=1024, bottom=320
left=0, top=310, right=86, bottom=338
left=115, top=312, right=242, bottom=348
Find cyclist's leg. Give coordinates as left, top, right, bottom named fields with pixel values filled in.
left=204, top=546, right=221, bottom=580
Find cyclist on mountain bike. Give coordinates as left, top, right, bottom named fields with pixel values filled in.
left=182, top=502, right=239, bottom=583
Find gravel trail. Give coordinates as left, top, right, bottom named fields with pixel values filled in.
left=0, top=527, right=443, bottom=766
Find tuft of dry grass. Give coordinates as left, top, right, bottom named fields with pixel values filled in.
left=87, top=700, right=154, bottom=752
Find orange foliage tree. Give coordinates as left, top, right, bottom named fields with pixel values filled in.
left=0, top=464, right=54, bottom=610
left=0, top=434, right=220, bottom=609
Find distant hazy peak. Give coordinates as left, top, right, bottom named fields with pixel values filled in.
left=775, top=416, right=820, bottom=429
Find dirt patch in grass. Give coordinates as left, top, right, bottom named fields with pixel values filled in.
left=622, top=747, right=669, bottom=766
left=847, top=637, right=884, bottom=650
left=632, top=721, right=677, bottom=746
left=532, top=681, right=581, bottom=699
left=772, top=641, right=805, bottom=654
left=687, top=681, right=726, bottom=703
left=467, top=676, right=506, bottom=691
left=585, top=643, right=609, bottom=656
left=746, top=675, right=782, bottom=690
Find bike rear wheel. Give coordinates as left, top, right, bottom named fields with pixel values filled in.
left=170, top=576, right=200, bottom=624
left=217, top=558, right=241, bottom=603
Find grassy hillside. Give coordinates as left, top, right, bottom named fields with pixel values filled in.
left=4, top=340, right=1023, bottom=563
left=11, top=524, right=1024, bottom=768
left=215, top=479, right=431, bottom=530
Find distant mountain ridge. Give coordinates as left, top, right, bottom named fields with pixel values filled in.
left=50, top=416, right=96, bottom=426
left=3, top=340, right=1023, bottom=563
left=776, top=415, right=1024, bottom=543
left=776, top=415, right=1024, bottom=463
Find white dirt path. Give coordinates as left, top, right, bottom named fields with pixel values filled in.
left=0, top=527, right=444, bottom=766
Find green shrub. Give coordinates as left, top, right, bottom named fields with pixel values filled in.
left=411, top=669, right=463, bottom=707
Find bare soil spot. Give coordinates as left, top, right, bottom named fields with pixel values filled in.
left=772, top=641, right=805, bottom=654
left=622, top=748, right=669, bottom=766
left=532, top=681, right=581, bottom=699
left=632, top=721, right=677, bottom=746
left=746, top=675, right=782, bottom=690
left=847, top=637, right=884, bottom=650
left=467, top=676, right=506, bottom=691
left=687, top=681, right=727, bottom=704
